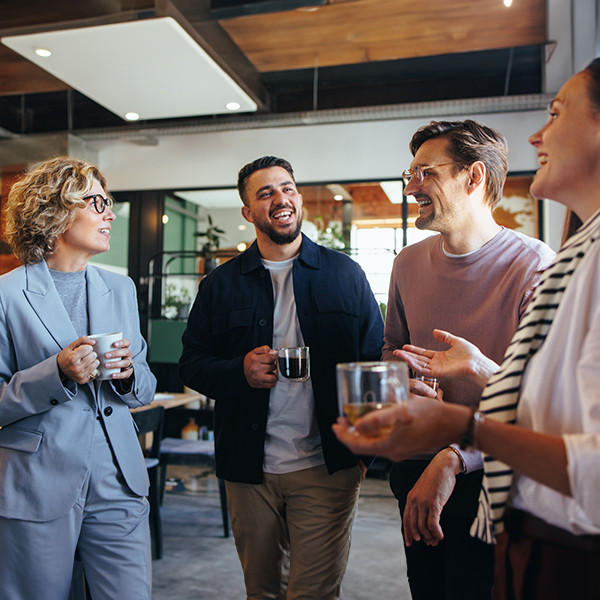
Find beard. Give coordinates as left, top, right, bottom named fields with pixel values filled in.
left=415, top=213, right=434, bottom=230
left=255, top=211, right=303, bottom=245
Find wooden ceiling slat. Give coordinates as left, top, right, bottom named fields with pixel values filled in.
left=220, top=0, right=546, bottom=72
left=0, top=48, right=70, bottom=95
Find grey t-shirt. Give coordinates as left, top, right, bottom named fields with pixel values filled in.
left=49, top=268, right=88, bottom=337
left=262, top=256, right=324, bottom=474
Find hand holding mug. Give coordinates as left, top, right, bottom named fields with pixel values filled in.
left=244, top=346, right=278, bottom=389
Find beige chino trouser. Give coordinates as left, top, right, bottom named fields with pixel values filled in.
left=226, top=463, right=362, bottom=600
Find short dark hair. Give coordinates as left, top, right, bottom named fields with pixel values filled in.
left=583, top=57, right=600, bottom=112
left=409, top=120, right=508, bottom=209
left=237, top=156, right=295, bottom=206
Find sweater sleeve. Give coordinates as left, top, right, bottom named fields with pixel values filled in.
left=382, top=255, right=410, bottom=360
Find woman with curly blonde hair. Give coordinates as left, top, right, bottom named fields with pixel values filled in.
left=0, top=156, right=156, bottom=599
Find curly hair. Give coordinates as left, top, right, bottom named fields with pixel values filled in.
left=4, top=156, right=108, bottom=264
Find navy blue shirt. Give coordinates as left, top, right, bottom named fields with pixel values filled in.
left=179, top=234, right=384, bottom=484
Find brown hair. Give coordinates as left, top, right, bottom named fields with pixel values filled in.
left=409, top=120, right=508, bottom=209
left=4, top=156, right=108, bottom=264
left=583, top=57, right=600, bottom=112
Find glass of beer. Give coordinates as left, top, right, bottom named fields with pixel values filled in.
left=336, top=361, right=409, bottom=437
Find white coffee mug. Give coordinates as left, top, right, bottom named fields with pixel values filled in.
left=89, top=332, right=123, bottom=380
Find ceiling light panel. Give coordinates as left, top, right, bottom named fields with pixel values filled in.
left=1, top=17, right=257, bottom=121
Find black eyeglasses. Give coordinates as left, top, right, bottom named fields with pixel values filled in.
left=401, top=162, right=459, bottom=186
left=83, top=194, right=114, bottom=214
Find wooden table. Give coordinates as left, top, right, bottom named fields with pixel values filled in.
left=131, top=391, right=205, bottom=413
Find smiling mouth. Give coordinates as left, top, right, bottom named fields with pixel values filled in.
left=538, top=155, right=548, bottom=166
left=271, top=208, right=294, bottom=221
left=99, top=228, right=110, bottom=235
left=415, top=196, right=432, bottom=208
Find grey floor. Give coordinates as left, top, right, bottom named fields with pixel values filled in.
left=152, top=466, right=411, bottom=600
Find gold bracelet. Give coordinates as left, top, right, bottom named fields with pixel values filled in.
left=460, top=409, right=485, bottom=449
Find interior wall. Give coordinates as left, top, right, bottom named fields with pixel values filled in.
left=92, top=110, right=547, bottom=191
left=89, top=108, right=569, bottom=248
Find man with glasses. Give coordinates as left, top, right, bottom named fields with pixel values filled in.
left=382, top=120, right=554, bottom=600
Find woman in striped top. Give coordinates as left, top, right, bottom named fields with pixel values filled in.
left=334, top=58, right=600, bottom=600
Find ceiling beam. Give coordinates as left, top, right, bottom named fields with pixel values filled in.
left=158, top=0, right=269, bottom=110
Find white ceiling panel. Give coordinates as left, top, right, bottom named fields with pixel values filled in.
left=2, top=17, right=257, bottom=121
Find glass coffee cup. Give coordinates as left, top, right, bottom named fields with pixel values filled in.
left=276, top=346, right=310, bottom=382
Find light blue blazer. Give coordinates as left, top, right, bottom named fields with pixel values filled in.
left=0, top=260, right=157, bottom=522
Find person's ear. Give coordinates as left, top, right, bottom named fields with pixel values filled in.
left=467, top=161, right=486, bottom=193
left=241, top=205, right=254, bottom=224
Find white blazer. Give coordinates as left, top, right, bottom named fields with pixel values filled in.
left=0, top=260, right=156, bottom=521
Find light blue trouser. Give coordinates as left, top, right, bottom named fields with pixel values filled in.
left=0, top=418, right=151, bottom=600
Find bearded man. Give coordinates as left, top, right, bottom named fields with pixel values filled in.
left=180, top=156, right=384, bottom=599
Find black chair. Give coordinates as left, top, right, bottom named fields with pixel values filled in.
left=132, top=405, right=165, bottom=559
left=159, top=437, right=229, bottom=537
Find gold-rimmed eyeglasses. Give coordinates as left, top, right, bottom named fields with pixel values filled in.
left=83, top=194, right=114, bottom=214
left=401, top=162, right=459, bottom=187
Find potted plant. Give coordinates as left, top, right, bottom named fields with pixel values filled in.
left=195, top=215, right=226, bottom=274
left=313, top=216, right=346, bottom=250
left=162, top=284, right=192, bottom=319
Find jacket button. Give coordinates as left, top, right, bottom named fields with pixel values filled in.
left=104, top=406, right=113, bottom=417
left=50, top=399, right=59, bottom=406
left=258, top=319, right=267, bottom=327
left=251, top=423, right=259, bottom=431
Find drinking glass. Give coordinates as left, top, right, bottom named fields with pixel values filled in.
left=276, top=346, right=310, bottom=382
left=414, top=374, right=439, bottom=393
left=336, top=361, right=409, bottom=437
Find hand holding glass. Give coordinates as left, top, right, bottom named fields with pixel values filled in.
left=336, top=361, right=409, bottom=437
left=414, top=374, right=439, bottom=393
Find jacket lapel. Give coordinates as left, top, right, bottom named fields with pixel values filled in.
left=86, top=266, right=117, bottom=336
left=23, top=261, right=77, bottom=350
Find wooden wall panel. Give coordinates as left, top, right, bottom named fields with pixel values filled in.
left=0, top=165, right=23, bottom=274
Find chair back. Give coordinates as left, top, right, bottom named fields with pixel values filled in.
left=132, top=405, right=165, bottom=460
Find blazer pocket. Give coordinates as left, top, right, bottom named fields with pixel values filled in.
left=0, top=426, right=43, bottom=453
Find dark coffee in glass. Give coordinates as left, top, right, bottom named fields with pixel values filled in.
left=276, top=347, right=310, bottom=382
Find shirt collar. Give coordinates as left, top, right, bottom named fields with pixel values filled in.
left=240, top=233, right=321, bottom=274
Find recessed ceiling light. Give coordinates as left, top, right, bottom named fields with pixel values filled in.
left=162, top=214, right=169, bottom=224
left=503, top=0, right=512, bottom=6
left=237, top=224, right=247, bottom=231
left=35, top=48, right=51, bottom=57
left=237, top=242, right=247, bottom=252
left=125, top=112, right=140, bottom=121
left=226, top=102, right=241, bottom=111
left=333, top=194, right=344, bottom=201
